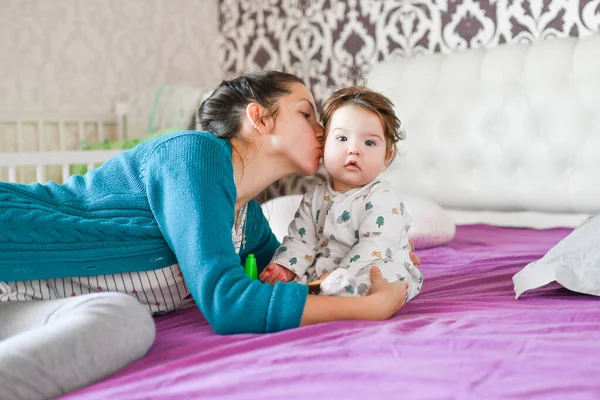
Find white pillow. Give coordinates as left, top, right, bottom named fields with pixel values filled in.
left=261, top=194, right=456, bottom=250
left=513, top=214, right=600, bottom=299
left=399, top=194, right=456, bottom=249
left=261, top=195, right=304, bottom=244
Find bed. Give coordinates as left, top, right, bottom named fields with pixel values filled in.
left=59, top=224, right=599, bottom=399
left=3, top=33, right=600, bottom=399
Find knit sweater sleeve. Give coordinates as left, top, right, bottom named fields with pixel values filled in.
left=241, top=200, right=281, bottom=275
left=143, top=134, right=308, bottom=334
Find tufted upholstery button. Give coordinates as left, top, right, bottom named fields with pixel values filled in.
left=507, top=157, right=520, bottom=173
left=556, top=159, right=571, bottom=175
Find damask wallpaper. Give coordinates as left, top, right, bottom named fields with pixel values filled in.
left=0, top=0, right=221, bottom=115
left=218, top=0, right=599, bottom=200
left=220, top=0, right=599, bottom=107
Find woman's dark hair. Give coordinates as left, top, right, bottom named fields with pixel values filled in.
left=197, top=71, right=304, bottom=139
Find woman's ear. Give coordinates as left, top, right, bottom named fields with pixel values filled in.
left=262, top=114, right=275, bottom=135
left=245, top=103, right=268, bottom=135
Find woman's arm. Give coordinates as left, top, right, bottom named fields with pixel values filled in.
left=300, top=266, right=409, bottom=325
left=144, top=134, right=309, bottom=335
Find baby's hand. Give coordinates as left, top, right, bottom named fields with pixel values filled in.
left=408, top=239, right=421, bottom=268
left=259, top=262, right=297, bottom=284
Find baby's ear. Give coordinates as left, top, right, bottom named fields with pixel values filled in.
left=317, top=132, right=325, bottom=144
left=383, top=148, right=394, bottom=168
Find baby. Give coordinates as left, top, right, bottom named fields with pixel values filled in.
left=259, top=86, right=423, bottom=300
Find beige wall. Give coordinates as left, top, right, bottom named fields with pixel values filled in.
left=0, top=0, right=222, bottom=183
left=0, top=0, right=222, bottom=115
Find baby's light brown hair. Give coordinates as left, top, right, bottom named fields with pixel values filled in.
left=320, top=85, right=405, bottom=164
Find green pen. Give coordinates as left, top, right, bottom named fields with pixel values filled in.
left=244, top=254, right=258, bottom=280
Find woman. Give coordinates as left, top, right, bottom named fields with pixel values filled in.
left=0, top=71, right=415, bottom=399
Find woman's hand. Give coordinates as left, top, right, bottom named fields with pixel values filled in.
left=300, top=265, right=409, bottom=326
left=364, top=266, right=409, bottom=320
left=409, top=239, right=420, bottom=268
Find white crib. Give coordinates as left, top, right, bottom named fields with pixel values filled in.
left=0, top=103, right=128, bottom=184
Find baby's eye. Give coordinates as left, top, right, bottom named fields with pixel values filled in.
left=365, top=140, right=376, bottom=146
left=337, top=136, right=347, bottom=142
left=301, top=112, right=311, bottom=119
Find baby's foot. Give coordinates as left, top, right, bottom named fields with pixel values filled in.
left=259, top=262, right=297, bottom=284
left=307, top=271, right=331, bottom=295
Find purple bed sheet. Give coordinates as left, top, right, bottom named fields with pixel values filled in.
left=62, top=225, right=600, bottom=400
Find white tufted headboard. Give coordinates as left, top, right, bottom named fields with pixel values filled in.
left=367, top=34, right=600, bottom=226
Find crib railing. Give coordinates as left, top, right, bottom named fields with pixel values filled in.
left=0, top=113, right=124, bottom=152
left=0, top=150, right=122, bottom=183
left=0, top=104, right=127, bottom=183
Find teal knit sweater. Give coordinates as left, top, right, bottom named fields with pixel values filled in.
left=0, top=131, right=308, bottom=334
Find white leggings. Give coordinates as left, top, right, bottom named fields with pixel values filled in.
left=0, top=292, right=156, bottom=400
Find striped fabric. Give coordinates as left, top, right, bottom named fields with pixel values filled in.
left=0, top=205, right=248, bottom=315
